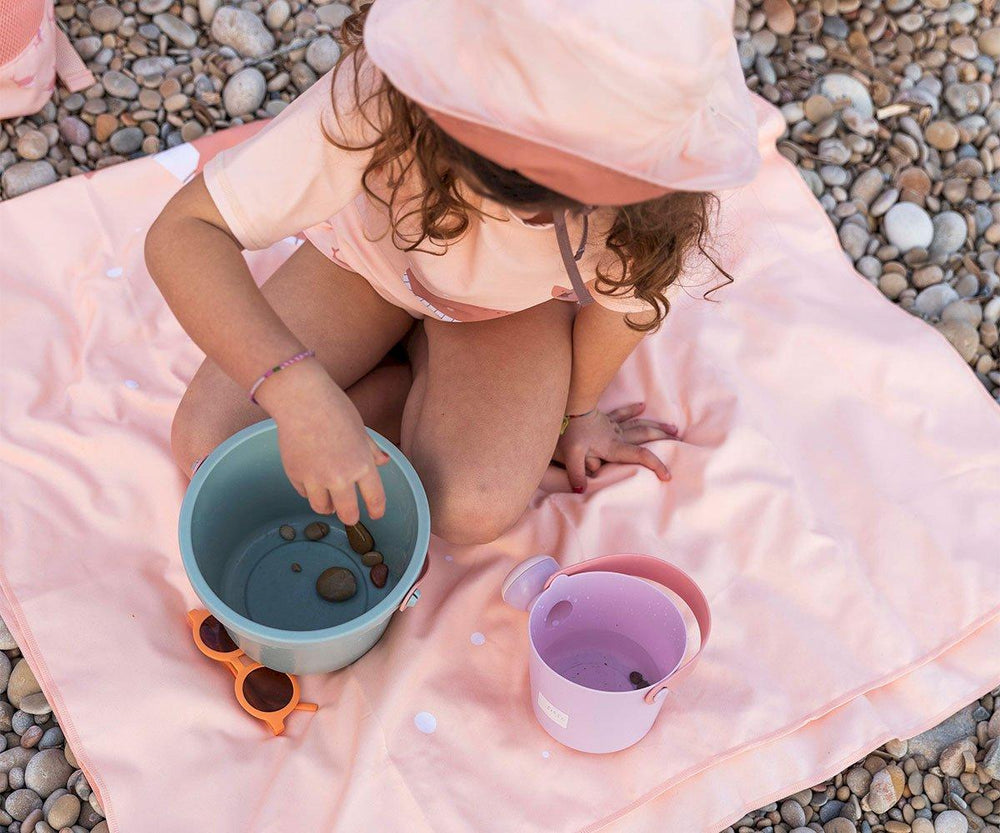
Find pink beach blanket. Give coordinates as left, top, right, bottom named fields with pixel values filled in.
left=1, top=98, right=999, bottom=833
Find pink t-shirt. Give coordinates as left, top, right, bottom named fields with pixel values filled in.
left=203, top=62, right=668, bottom=322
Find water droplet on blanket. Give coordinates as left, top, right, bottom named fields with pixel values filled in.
left=470, top=632, right=485, bottom=646
left=541, top=750, right=551, bottom=759
left=414, top=712, right=437, bottom=734
left=124, top=379, right=139, bottom=389
left=106, top=266, right=123, bottom=278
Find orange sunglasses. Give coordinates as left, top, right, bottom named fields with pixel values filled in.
left=187, top=609, right=318, bottom=736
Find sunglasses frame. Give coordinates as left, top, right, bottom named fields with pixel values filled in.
left=187, top=609, right=318, bottom=736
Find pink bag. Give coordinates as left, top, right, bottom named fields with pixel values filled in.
left=0, top=0, right=93, bottom=120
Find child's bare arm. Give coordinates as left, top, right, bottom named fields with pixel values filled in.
left=145, top=174, right=306, bottom=398
left=565, top=302, right=652, bottom=416
left=556, top=303, right=677, bottom=492
left=145, top=174, right=387, bottom=524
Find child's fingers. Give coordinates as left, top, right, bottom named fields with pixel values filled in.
left=304, top=482, right=334, bottom=515
left=357, top=466, right=387, bottom=520
left=619, top=417, right=679, bottom=437
left=330, top=487, right=361, bottom=527
left=608, top=442, right=672, bottom=482
left=605, top=402, right=645, bottom=422
left=566, top=449, right=589, bottom=494
left=619, top=425, right=676, bottom=446
left=585, top=456, right=602, bottom=475
left=368, top=437, right=391, bottom=466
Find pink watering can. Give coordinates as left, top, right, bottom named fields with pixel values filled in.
left=502, top=553, right=712, bottom=754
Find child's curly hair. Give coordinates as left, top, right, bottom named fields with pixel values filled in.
left=327, top=5, right=725, bottom=331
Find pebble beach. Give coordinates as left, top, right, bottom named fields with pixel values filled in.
left=1, top=1, right=999, bottom=832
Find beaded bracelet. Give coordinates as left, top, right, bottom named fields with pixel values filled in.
left=249, top=349, right=316, bottom=404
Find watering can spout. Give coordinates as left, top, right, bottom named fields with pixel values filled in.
left=501, top=555, right=560, bottom=611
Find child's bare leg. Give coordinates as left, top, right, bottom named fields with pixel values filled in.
left=343, top=361, right=412, bottom=445
left=401, top=300, right=575, bottom=545
left=171, top=242, right=414, bottom=476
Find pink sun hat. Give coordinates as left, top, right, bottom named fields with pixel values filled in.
left=362, top=0, right=762, bottom=207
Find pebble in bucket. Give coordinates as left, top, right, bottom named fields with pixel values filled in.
left=502, top=554, right=712, bottom=754
left=179, top=419, right=431, bottom=690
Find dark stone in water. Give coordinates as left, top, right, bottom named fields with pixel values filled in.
left=346, top=522, right=374, bottom=554
left=361, top=551, right=383, bottom=567
left=629, top=671, right=650, bottom=689
left=369, top=563, right=388, bottom=589
left=304, top=521, right=330, bottom=541
left=316, top=567, right=356, bottom=602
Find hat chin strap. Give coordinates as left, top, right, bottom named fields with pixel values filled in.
left=552, top=207, right=596, bottom=306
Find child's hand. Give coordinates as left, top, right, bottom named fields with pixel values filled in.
left=259, top=359, right=390, bottom=525
left=553, top=402, right=678, bottom=494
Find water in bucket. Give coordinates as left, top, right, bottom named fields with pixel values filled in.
left=529, top=573, right=686, bottom=695
left=542, top=628, right=663, bottom=693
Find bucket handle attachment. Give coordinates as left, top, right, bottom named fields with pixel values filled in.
left=544, top=554, right=711, bottom=705
left=398, top=552, right=431, bottom=612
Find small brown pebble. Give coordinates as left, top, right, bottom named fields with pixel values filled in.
left=19, top=725, right=43, bottom=748
left=279, top=524, right=295, bottom=541
left=804, top=93, right=834, bottom=124
left=926, top=120, right=959, bottom=152
left=304, top=521, right=330, bottom=541
left=290, top=562, right=302, bottom=573
left=361, top=551, right=383, bottom=567
left=629, top=671, right=650, bottom=688
left=20, top=809, right=43, bottom=832
left=896, top=167, right=932, bottom=205
left=95, top=114, right=119, bottom=143
left=369, top=563, right=388, bottom=588
left=138, top=89, right=162, bottom=110
left=970, top=795, right=994, bottom=817
left=180, top=120, right=204, bottom=142
left=346, top=522, right=375, bottom=554
left=763, top=0, right=795, bottom=35
left=160, top=77, right=182, bottom=98
left=316, top=567, right=356, bottom=602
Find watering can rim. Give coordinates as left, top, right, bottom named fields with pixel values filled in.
left=502, top=552, right=712, bottom=705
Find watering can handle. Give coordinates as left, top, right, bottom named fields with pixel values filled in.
left=545, top=554, right=711, bottom=705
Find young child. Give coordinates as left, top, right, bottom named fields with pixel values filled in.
left=145, top=0, right=760, bottom=545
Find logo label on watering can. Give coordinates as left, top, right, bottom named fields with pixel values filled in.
left=537, top=692, right=569, bottom=729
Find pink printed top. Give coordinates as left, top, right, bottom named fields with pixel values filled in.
left=203, top=62, right=674, bottom=322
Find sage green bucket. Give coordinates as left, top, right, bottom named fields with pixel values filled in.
left=178, top=419, right=431, bottom=675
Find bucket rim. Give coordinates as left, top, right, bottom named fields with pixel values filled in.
left=527, top=570, right=687, bottom=697
left=178, top=418, right=431, bottom=645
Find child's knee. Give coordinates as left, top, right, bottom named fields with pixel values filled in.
left=170, top=396, right=206, bottom=477
left=426, top=478, right=524, bottom=545
left=170, top=391, right=236, bottom=478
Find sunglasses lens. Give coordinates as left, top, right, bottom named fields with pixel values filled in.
left=199, top=616, right=238, bottom=653
left=243, top=667, right=294, bottom=713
